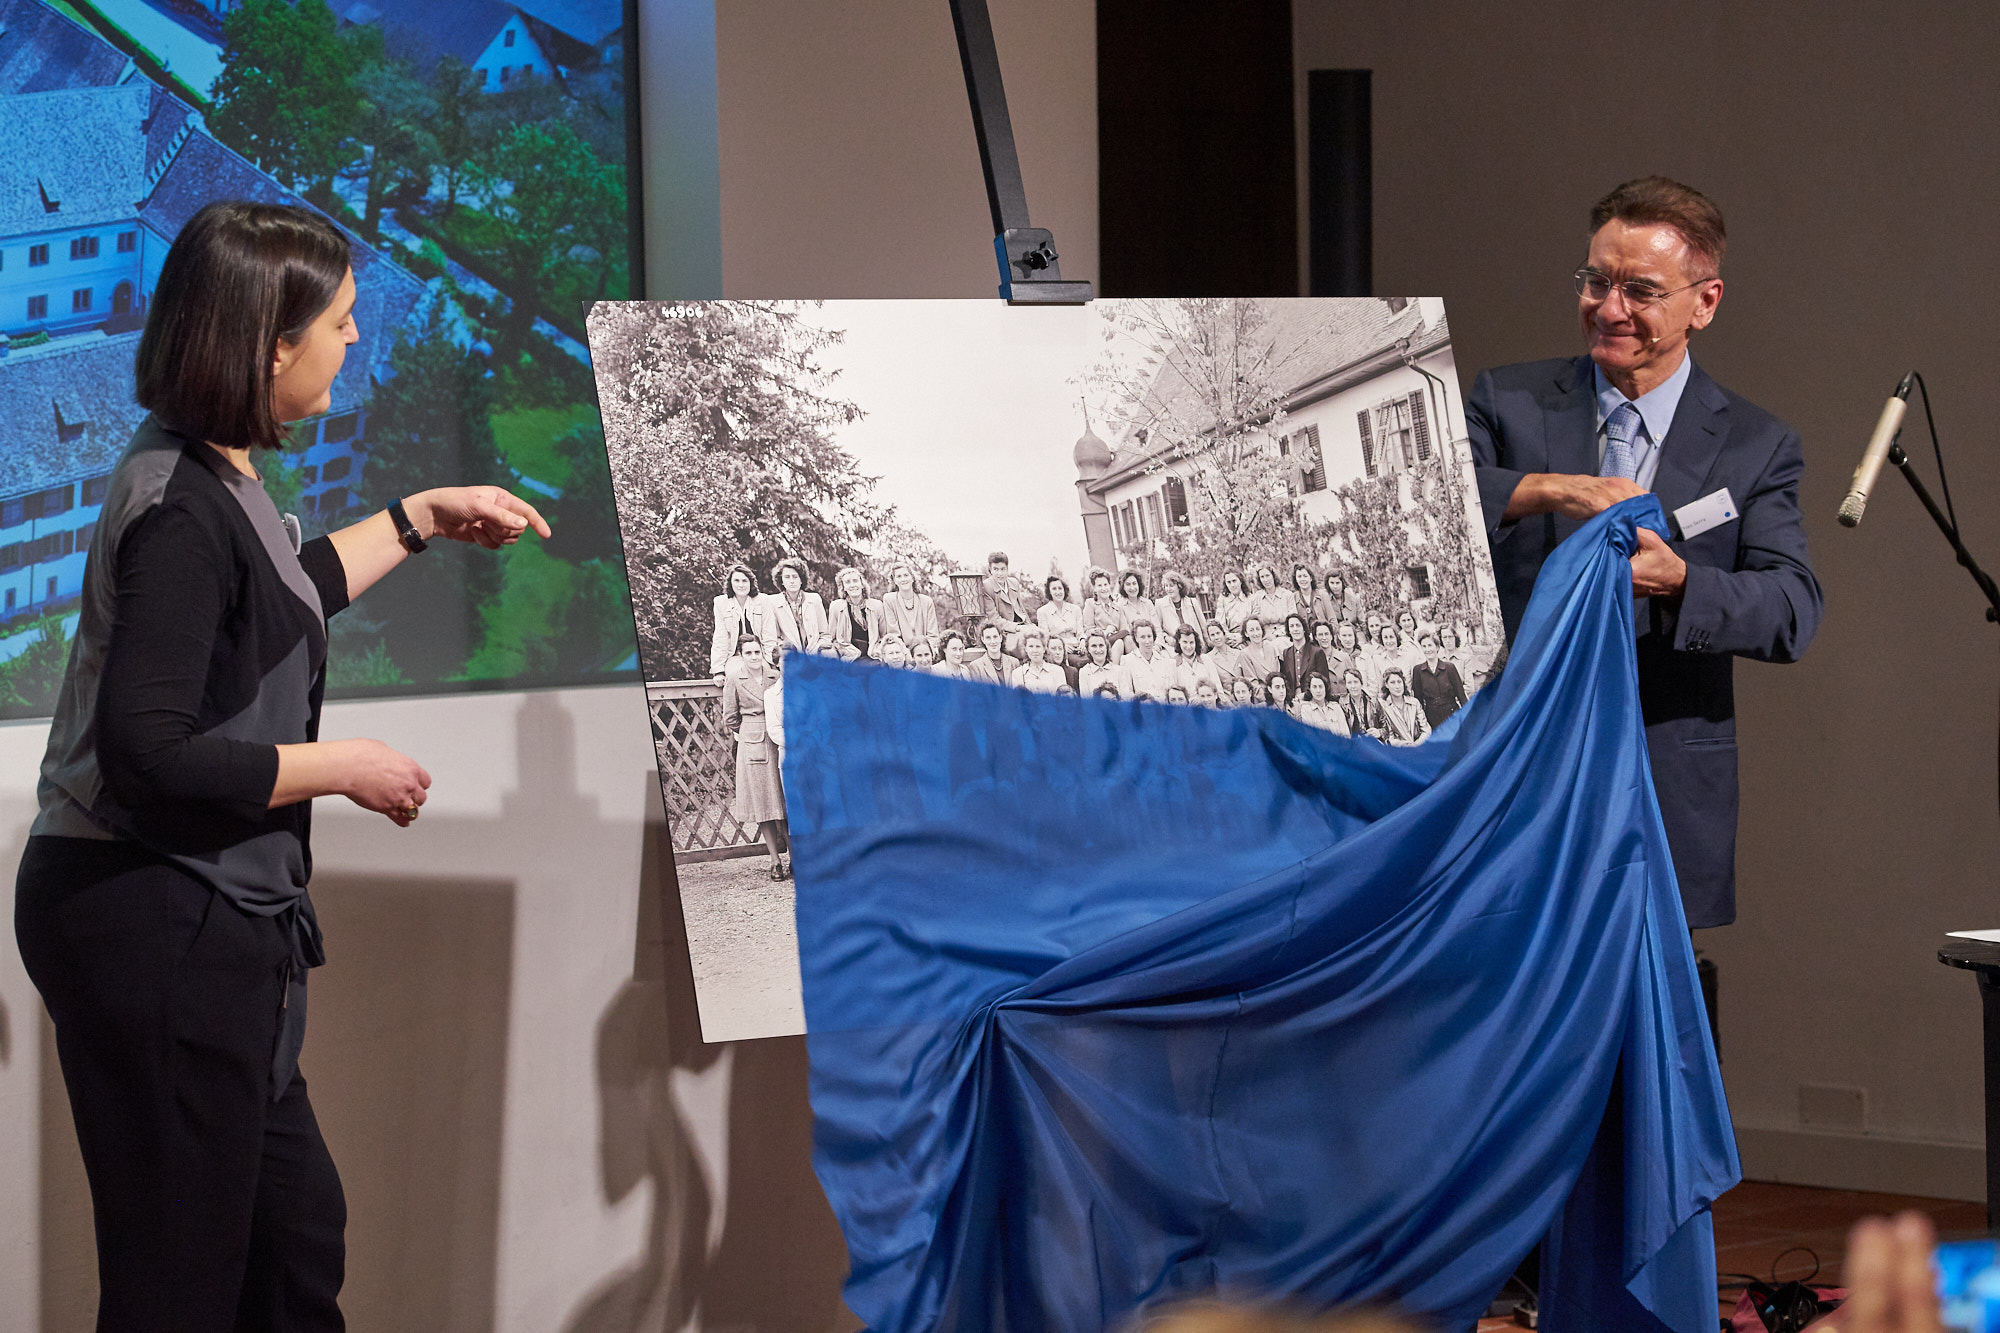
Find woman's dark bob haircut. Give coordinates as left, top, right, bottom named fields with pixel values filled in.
left=136, top=201, right=352, bottom=451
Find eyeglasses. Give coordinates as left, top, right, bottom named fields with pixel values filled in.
left=1573, top=268, right=1713, bottom=310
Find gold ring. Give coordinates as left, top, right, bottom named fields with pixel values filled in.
left=405, top=805, right=420, bottom=820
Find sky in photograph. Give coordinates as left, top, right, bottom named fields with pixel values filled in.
left=804, top=300, right=1119, bottom=585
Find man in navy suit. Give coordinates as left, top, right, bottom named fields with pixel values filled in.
left=1467, top=177, right=1823, bottom=929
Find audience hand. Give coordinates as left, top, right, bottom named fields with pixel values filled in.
left=1837, top=1212, right=1944, bottom=1333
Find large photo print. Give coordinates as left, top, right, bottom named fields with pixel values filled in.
left=0, top=0, right=638, bottom=719
left=588, top=297, right=1505, bottom=1040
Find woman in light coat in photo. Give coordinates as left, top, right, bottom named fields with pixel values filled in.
left=826, top=565, right=883, bottom=661
left=878, top=560, right=940, bottom=658
left=1214, top=569, right=1253, bottom=642
left=1378, top=668, right=1432, bottom=747
left=1153, top=570, right=1204, bottom=652
left=1036, top=573, right=1087, bottom=680
left=1294, top=670, right=1351, bottom=736
left=1171, top=625, right=1218, bottom=698
left=1248, top=564, right=1293, bottom=629
left=1009, top=629, right=1068, bottom=694
left=766, top=556, right=829, bottom=654
left=1080, top=566, right=1130, bottom=661
left=710, top=563, right=772, bottom=678
left=720, top=631, right=789, bottom=880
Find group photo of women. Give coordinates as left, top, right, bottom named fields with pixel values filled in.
left=708, top=552, right=1503, bottom=769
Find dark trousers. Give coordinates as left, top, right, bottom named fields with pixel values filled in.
left=16, top=836, right=345, bottom=1332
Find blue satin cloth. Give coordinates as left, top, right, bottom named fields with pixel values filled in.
left=784, top=497, right=1738, bottom=1333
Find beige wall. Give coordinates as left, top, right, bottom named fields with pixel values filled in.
left=713, top=0, right=1096, bottom=298
left=1295, top=1, right=2000, bottom=1195
left=0, top=2, right=1097, bottom=1330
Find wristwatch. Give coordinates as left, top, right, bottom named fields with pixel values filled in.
left=387, top=498, right=428, bottom=554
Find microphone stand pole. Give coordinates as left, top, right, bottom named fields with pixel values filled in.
left=1886, top=442, right=2000, bottom=624
left=1886, top=440, right=2000, bottom=828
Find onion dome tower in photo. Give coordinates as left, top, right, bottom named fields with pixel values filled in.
left=1072, top=412, right=1116, bottom=574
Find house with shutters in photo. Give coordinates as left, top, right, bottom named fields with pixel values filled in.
left=1075, top=297, right=1497, bottom=630
left=330, top=0, right=622, bottom=91
left=0, top=0, right=427, bottom=633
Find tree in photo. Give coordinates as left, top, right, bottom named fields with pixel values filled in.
left=0, top=617, right=72, bottom=716
left=427, top=57, right=496, bottom=225
left=1083, top=299, right=1311, bottom=577
left=587, top=300, right=875, bottom=680
left=211, top=0, right=378, bottom=204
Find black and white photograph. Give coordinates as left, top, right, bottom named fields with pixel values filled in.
left=586, top=296, right=1506, bottom=1041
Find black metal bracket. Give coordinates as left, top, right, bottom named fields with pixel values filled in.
left=948, top=0, right=1093, bottom=305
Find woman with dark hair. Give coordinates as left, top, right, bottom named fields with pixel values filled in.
left=1201, top=617, right=1246, bottom=689
left=1311, top=619, right=1349, bottom=689
left=13, top=201, right=547, bottom=1331
left=1113, top=569, right=1151, bottom=655
left=768, top=556, right=829, bottom=654
left=1081, top=566, right=1130, bottom=662
left=827, top=565, right=882, bottom=661
left=1077, top=630, right=1123, bottom=698
left=1294, top=671, right=1349, bottom=735
left=1171, top=624, right=1218, bottom=698
left=1409, top=630, right=1468, bottom=727
left=1288, top=564, right=1319, bottom=621
left=710, top=562, right=769, bottom=677
left=1215, top=569, right=1253, bottom=642
left=931, top=629, right=976, bottom=679
left=1278, top=612, right=1319, bottom=695
left=1035, top=572, right=1086, bottom=683
left=1153, top=569, right=1203, bottom=651
left=1378, top=669, right=1432, bottom=746
left=1264, top=671, right=1292, bottom=715
left=966, top=619, right=1020, bottom=686
left=1238, top=615, right=1281, bottom=686
left=1340, top=667, right=1385, bottom=740
left=1249, top=563, right=1292, bottom=627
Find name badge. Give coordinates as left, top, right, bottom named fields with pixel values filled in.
left=1673, top=488, right=1737, bottom=540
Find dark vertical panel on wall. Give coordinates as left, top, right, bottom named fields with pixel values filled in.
left=1307, top=68, right=1371, bottom=296
left=1097, top=0, right=1297, bottom=296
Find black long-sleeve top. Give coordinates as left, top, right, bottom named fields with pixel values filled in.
left=33, top=416, right=349, bottom=1093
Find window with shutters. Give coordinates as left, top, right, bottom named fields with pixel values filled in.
left=1163, top=476, right=1189, bottom=526
left=26, top=294, right=46, bottom=320
left=31, top=485, right=72, bottom=520
left=1373, top=397, right=1415, bottom=473
left=322, top=456, right=352, bottom=483
left=1408, top=390, right=1432, bottom=461
left=323, top=412, right=358, bottom=443
left=75, top=521, right=95, bottom=553
left=1407, top=565, right=1433, bottom=599
left=0, top=545, right=18, bottom=571
left=72, top=287, right=92, bottom=313
left=1146, top=491, right=1165, bottom=539
left=82, top=475, right=110, bottom=505
left=69, top=236, right=99, bottom=261
left=321, top=487, right=350, bottom=514
left=1356, top=408, right=1377, bottom=479
left=29, top=244, right=48, bottom=267
left=1295, top=424, right=1326, bottom=492
left=117, top=231, right=137, bottom=254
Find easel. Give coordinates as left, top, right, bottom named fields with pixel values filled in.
left=947, top=0, right=1093, bottom=305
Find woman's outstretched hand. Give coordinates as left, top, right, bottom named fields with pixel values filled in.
left=411, top=487, right=553, bottom=550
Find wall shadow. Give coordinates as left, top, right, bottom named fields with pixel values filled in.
left=561, top=780, right=858, bottom=1333
left=307, top=871, right=515, bottom=1333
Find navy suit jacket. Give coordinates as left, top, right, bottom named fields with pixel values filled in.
left=1467, top=355, right=1823, bottom=928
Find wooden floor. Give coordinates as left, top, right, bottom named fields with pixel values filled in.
left=1473, top=1180, right=1988, bottom=1330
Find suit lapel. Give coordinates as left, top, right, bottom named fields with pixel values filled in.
left=1543, top=357, right=1598, bottom=543
left=1649, top=362, right=1730, bottom=532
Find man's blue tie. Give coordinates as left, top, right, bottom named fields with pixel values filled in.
left=1601, top=402, right=1642, bottom=481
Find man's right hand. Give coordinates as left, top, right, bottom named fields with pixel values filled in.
left=1503, top=472, right=1647, bottom=522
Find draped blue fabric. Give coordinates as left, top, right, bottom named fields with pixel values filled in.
left=784, top=497, right=1738, bottom=1333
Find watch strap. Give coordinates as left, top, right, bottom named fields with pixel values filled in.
left=388, top=498, right=427, bottom=554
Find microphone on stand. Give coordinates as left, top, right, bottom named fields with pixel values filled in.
left=1837, top=372, right=1916, bottom=527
